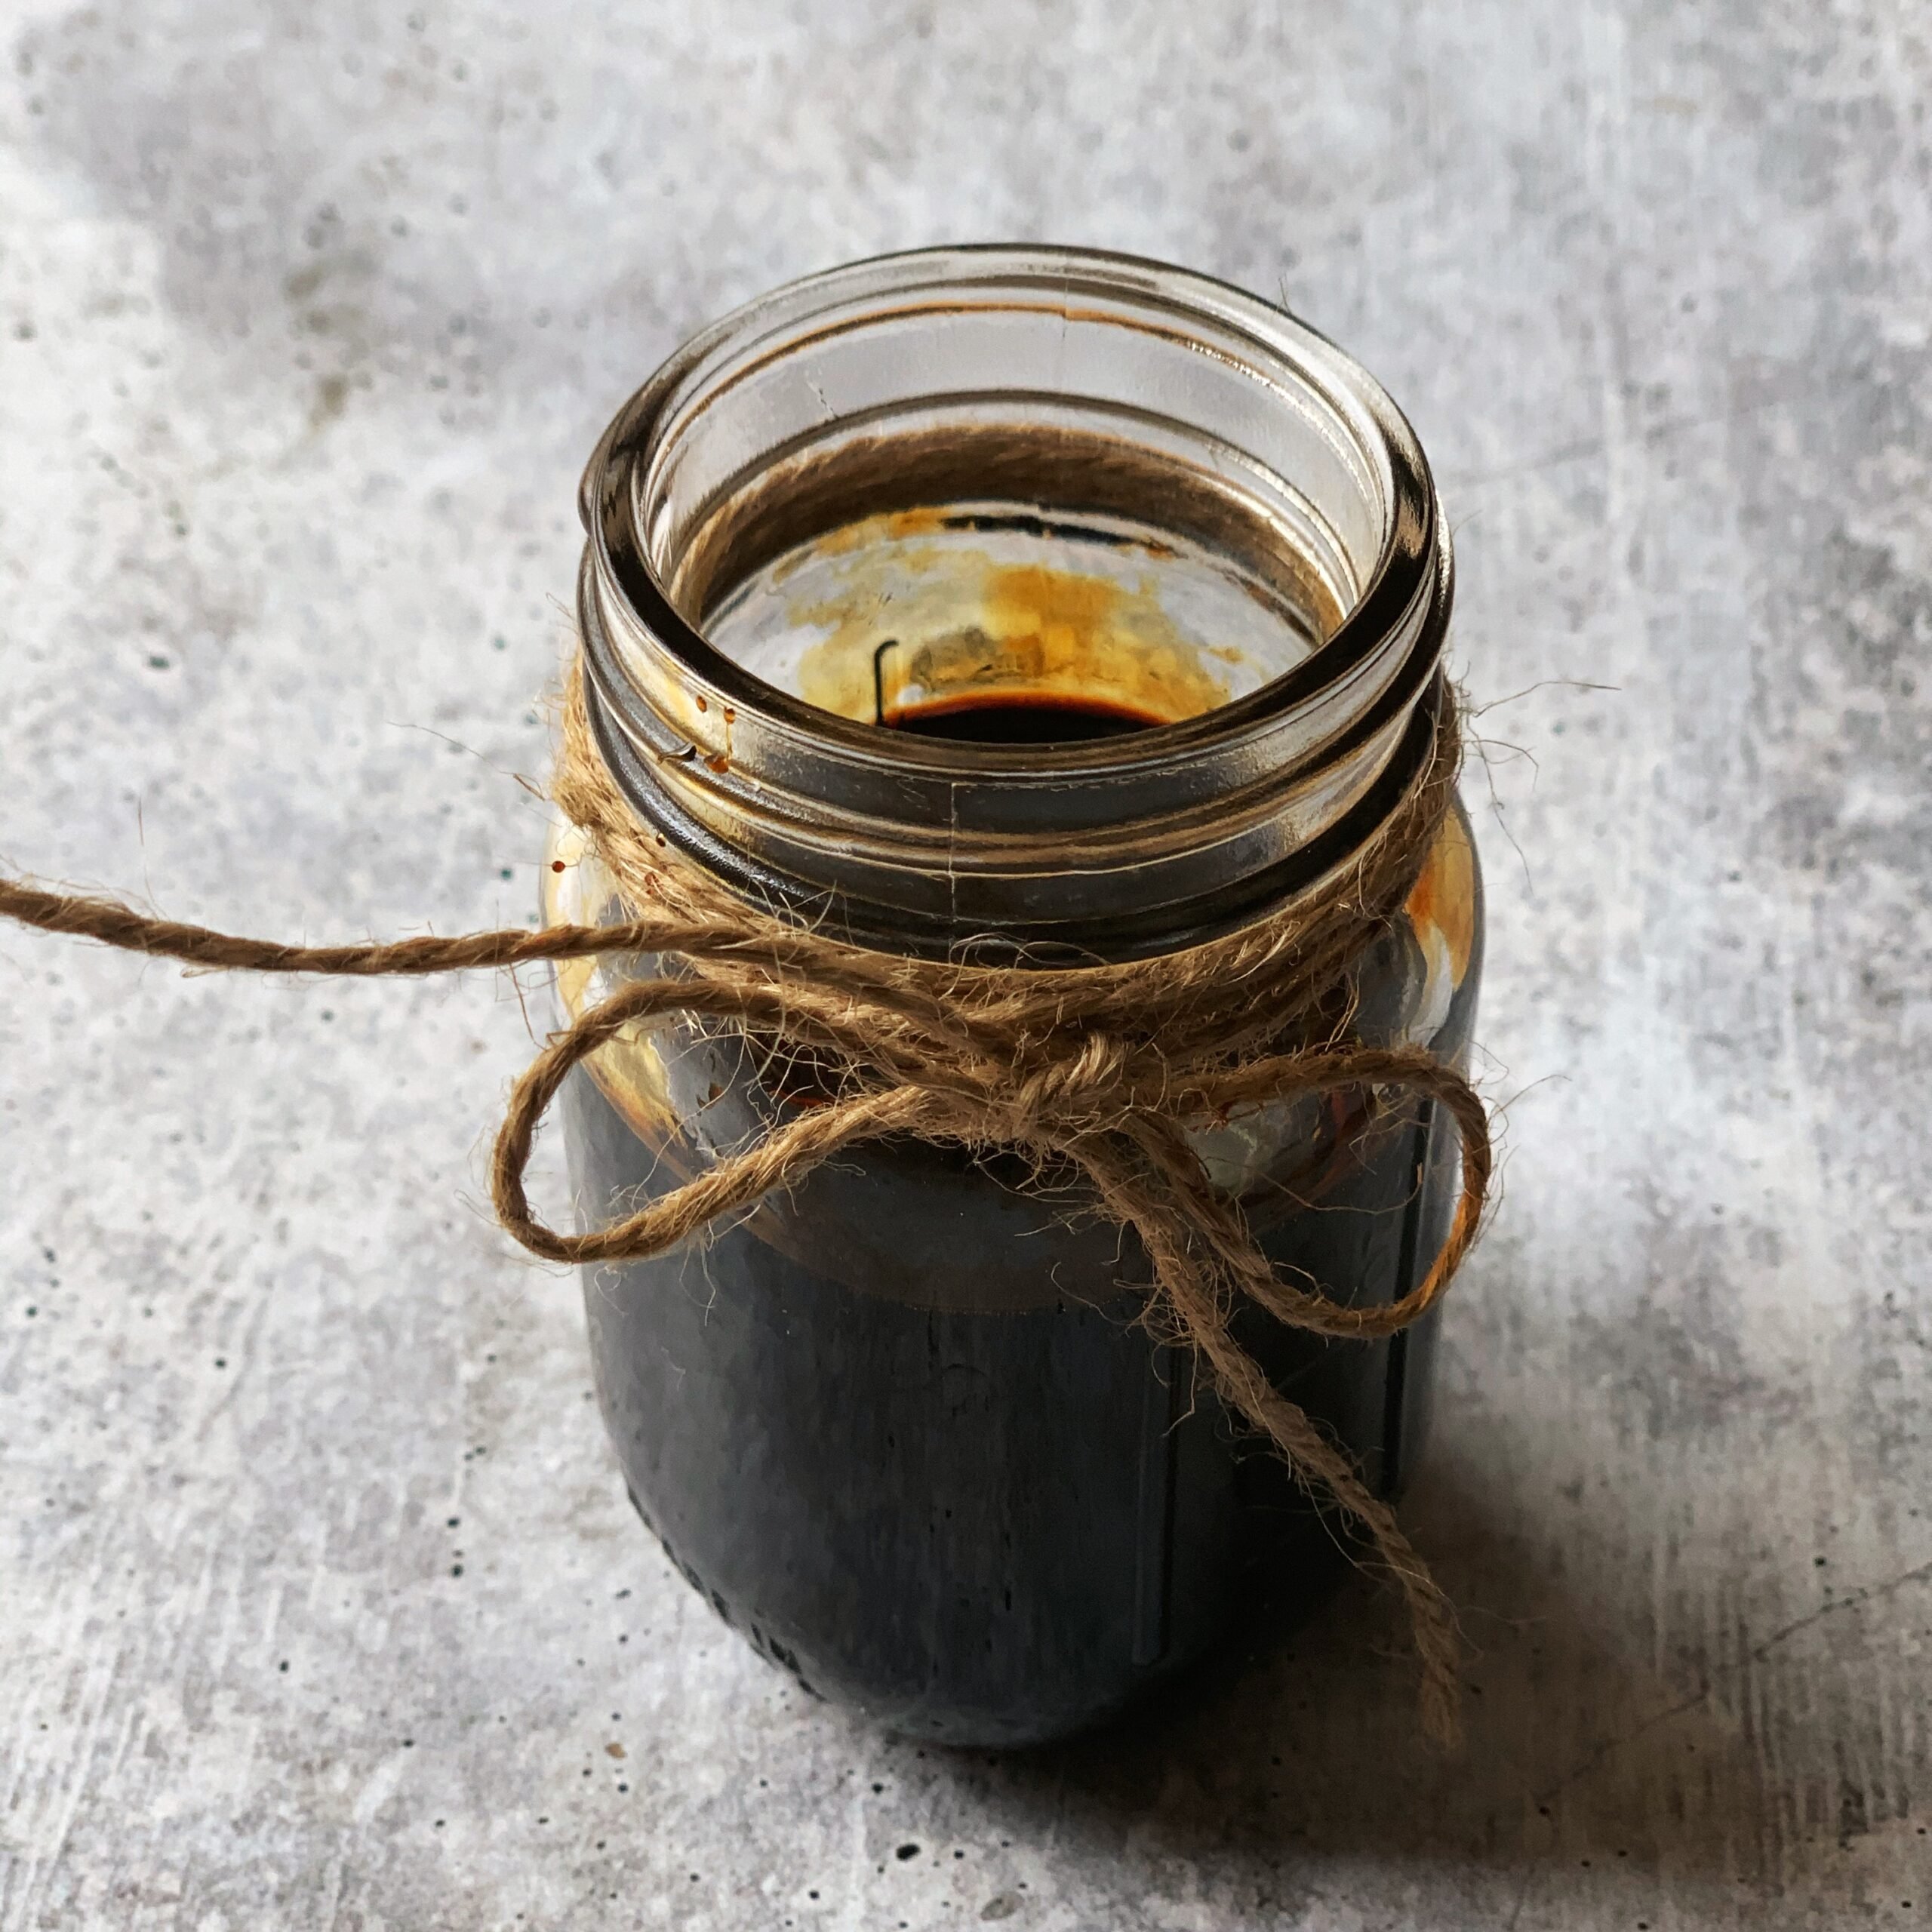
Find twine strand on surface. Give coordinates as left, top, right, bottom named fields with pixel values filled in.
left=0, top=665, right=1491, bottom=1746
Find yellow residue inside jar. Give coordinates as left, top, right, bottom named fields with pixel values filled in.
left=767, top=513, right=1244, bottom=728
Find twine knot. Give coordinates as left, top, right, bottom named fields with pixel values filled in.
left=995, top=1029, right=1133, bottom=1141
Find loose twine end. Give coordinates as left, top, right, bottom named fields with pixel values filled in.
left=0, top=662, right=1492, bottom=1746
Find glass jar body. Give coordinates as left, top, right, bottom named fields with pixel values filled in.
left=544, top=804, right=1481, bottom=1746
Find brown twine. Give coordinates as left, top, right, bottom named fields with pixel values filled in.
left=0, top=663, right=1492, bottom=1746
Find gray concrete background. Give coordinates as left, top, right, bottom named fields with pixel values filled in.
left=2, top=1, right=1928, bottom=1926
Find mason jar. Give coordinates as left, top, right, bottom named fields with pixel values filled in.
left=540, top=245, right=1481, bottom=1747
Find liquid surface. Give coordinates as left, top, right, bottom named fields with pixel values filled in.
left=884, top=692, right=1166, bottom=744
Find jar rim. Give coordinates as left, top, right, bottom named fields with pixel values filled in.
left=575, top=244, right=1452, bottom=958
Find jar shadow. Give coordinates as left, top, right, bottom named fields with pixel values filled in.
left=959, top=1447, right=1829, bottom=1900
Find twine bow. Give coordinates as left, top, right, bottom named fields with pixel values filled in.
left=0, top=664, right=1491, bottom=1745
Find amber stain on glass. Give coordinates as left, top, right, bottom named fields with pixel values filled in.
left=782, top=511, right=1243, bottom=730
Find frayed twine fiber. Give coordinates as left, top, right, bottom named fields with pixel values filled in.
left=0, top=660, right=1491, bottom=1745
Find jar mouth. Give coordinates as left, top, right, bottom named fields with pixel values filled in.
left=577, top=244, right=1451, bottom=959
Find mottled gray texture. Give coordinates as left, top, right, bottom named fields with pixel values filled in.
left=2, top=1, right=1929, bottom=1926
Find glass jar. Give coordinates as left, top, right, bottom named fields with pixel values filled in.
left=541, top=246, right=1481, bottom=1746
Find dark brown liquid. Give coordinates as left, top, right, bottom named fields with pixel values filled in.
left=565, top=934, right=1478, bottom=1744
left=885, top=694, right=1165, bottom=744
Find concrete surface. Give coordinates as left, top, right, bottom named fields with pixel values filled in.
left=2, top=1, right=1929, bottom=1926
